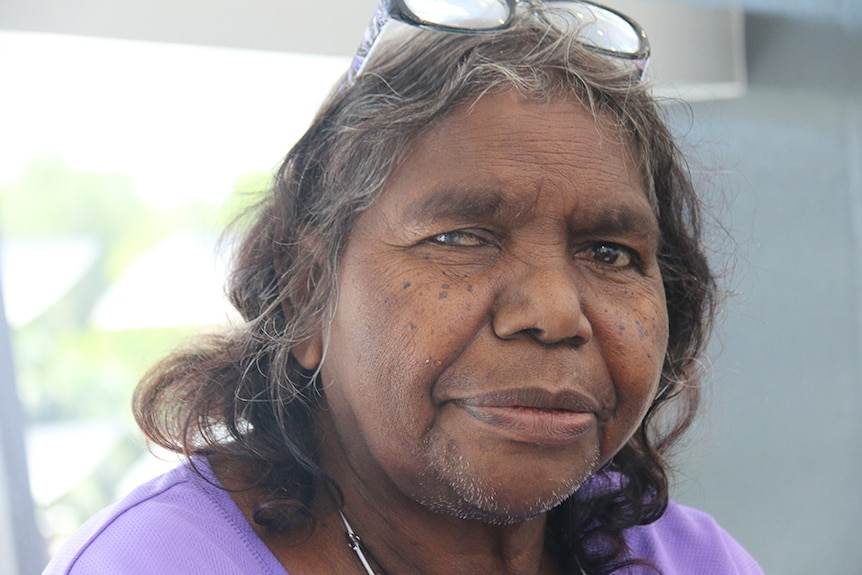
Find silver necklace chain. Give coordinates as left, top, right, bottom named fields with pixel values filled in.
left=338, top=509, right=588, bottom=575
left=339, top=510, right=379, bottom=575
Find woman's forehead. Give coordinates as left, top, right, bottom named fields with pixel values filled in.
left=384, top=90, right=650, bottom=211
left=340, top=89, right=658, bottom=249
left=415, top=91, right=640, bottom=174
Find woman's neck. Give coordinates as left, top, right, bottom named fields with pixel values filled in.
left=213, top=453, right=560, bottom=575
left=317, top=434, right=559, bottom=575
left=334, top=497, right=556, bottom=575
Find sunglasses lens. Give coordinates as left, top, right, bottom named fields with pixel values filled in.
left=401, top=0, right=511, bottom=29
left=542, top=2, right=643, bottom=55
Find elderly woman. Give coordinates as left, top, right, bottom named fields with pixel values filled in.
left=45, top=1, right=763, bottom=574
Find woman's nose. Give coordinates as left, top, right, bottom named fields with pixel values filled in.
left=491, top=261, right=593, bottom=346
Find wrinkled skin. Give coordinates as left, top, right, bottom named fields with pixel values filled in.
left=297, top=91, right=668, bottom=571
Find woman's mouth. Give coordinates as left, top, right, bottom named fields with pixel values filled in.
left=454, top=390, right=597, bottom=446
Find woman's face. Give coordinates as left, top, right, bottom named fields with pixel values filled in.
left=310, top=91, right=668, bottom=524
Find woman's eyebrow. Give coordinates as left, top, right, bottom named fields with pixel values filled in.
left=404, top=186, right=511, bottom=223
left=403, top=186, right=659, bottom=242
left=579, top=207, right=660, bottom=242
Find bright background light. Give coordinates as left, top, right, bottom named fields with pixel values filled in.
left=1, top=31, right=348, bottom=328
left=0, top=30, right=349, bottom=552
left=0, top=31, right=347, bottom=206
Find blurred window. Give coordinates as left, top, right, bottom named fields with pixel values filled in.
left=0, top=30, right=346, bottom=555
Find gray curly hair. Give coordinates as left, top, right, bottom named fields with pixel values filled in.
left=135, top=13, right=716, bottom=574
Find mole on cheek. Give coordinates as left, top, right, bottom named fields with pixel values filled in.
left=439, top=284, right=450, bottom=299
left=402, top=282, right=411, bottom=289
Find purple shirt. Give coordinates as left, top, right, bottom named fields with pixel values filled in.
left=44, top=461, right=763, bottom=574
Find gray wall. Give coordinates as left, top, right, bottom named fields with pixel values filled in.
left=670, top=14, right=862, bottom=574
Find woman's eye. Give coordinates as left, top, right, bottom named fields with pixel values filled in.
left=429, top=231, right=487, bottom=247
left=586, top=243, right=634, bottom=267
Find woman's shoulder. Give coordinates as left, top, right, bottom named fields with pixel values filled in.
left=42, top=459, right=287, bottom=575
left=623, top=499, right=764, bottom=575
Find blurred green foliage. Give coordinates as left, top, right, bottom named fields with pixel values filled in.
left=0, top=157, right=269, bottom=422
left=1, top=157, right=271, bottom=548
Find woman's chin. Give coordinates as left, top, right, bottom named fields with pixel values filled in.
left=416, top=479, right=581, bottom=526
left=406, top=440, right=600, bottom=526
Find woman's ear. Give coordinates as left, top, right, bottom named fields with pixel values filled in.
left=275, top=229, right=328, bottom=372
left=292, top=332, right=324, bottom=371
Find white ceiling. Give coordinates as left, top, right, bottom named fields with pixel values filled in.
left=1, top=0, right=860, bottom=53
left=0, top=0, right=376, bottom=56
left=0, top=0, right=749, bottom=101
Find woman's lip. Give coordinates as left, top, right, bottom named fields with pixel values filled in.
left=457, top=404, right=595, bottom=445
left=454, top=389, right=598, bottom=445
left=456, top=388, right=599, bottom=413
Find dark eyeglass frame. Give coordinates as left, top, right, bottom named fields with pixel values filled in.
left=344, top=0, right=651, bottom=88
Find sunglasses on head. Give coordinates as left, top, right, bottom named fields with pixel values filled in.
left=344, top=0, right=651, bottom=88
